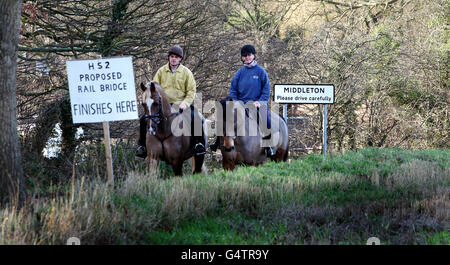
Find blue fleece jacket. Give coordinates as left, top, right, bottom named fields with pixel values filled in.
left=228, top=62, right=270, bottom=103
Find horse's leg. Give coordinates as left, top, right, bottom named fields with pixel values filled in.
left=271, top=147, right=288, bottom=162
left=222, top=157, right=235, bottom=171
left=146, top=157, right=160, bottom=176
left=282, top=144, right=289, bottom=162
left=222, top=136, right=236, bottom=170
left=269, top=114, right=289, bottom=162
left=172, top=161, right=183, bottom=176
left=191, top=157, right=196, bottom=173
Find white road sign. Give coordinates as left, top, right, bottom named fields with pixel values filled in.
left=274, top=84, right=335, bottom=104
left=66, top=57, right=138, bottom=123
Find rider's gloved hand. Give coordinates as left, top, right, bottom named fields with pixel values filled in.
left=179, top=102, right=188, bottom=110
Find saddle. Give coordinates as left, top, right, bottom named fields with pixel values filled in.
left=219, top=97, right=271, bottom=137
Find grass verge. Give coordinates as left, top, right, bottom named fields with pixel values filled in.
left=1, top=148, right=448, bottom=244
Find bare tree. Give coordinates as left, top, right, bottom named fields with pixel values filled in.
left=14, top=1, right=244, bottom=182
left=0, top=0, right=27, bottom=208
left=13, top=0, right=449, bottom=169
left=17, top=0, right=232, bottom=157
left=262, top=0, right=449, bottom=153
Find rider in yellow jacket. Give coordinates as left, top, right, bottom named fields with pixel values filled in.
left=136, top=45, right=206, bottom=158
left=153, top=62, right=196, bottom=107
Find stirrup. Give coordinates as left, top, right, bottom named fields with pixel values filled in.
left=136, top=145, right=147, bottom=159
left=194, top=143, right=206, bottom=156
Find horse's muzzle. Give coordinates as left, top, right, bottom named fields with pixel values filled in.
left=224, top=146, right=235, bottom=152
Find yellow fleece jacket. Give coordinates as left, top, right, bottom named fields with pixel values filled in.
left=153, top=63, right=196, bottom=106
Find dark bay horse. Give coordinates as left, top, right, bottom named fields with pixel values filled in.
left=216, top=99, right=289, bottom=170
left=140, top=81, right=206, bottom=176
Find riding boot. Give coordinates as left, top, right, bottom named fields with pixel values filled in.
left=262, top=134, right=275, bottom=157
left=209, top=137, right=219, bottom=152
left=190, top=105, right=206, bottom=156
left=136, top=115, right=147, bottom=159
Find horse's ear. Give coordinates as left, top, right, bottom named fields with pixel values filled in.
left=150, top=81, right=157, bottom=93
left=140, top=82, right=147, bottom=92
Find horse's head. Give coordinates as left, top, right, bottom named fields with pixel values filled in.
left=140, top=81, right=171, bottom=135
left=141, top=81, right=160, bottom=116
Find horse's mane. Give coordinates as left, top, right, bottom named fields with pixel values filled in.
left=153, top=83, right=172, bottom=117
left=143, top=81, right=172, bottom=117
left=153, top=81, right=200, bottom=137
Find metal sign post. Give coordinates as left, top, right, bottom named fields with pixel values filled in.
left=283, top=104, right=288, bottom=122
left=323, top=104, right=327, bottom=156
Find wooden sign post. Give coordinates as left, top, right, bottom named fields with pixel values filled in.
left=66, top=56, right=138, bottom=185
left=102, top=121, right=114, bottom=186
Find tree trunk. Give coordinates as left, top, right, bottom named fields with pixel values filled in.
left=0, top=0, right=26, bottom=208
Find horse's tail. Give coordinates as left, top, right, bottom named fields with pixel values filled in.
left=278, top=111, right=289, bottom=162
left=277, top=112, right=286, bottom=123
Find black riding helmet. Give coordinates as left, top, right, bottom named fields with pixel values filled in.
left=168, top=45, right=184, bottom=58
left=241, top=44, right=256, bottom=57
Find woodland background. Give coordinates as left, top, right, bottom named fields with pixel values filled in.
left=5, top=0, right=450, bottom=193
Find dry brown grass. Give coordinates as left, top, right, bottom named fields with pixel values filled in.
left=1, top=177, right=124, bottom=244
left=270, top=159, right=450, bottom=244
left=1, top=149, right=448, bottom=244
left=272, top=198, right=448, bottom=245
left=0, top=170, right=301, bottom=244
left=385, top=160, right=449, bottom=189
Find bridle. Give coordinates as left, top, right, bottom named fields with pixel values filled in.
left=143, top=94, right=163, bottom=136
left=142, top=93, right=179, bottom=160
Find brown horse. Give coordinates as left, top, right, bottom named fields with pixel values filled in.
left=140, top=81, right=206, bottom=176
left=216, top=99, right=289, bottom=170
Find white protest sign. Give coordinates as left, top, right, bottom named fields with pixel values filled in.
left=66, top=57, right=138, bottom=123
left=274, top=84, right=335, bottom=104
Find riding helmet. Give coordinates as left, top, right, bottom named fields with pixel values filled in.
left=168, top=45, right=184, bottom=58
left=241, top=44, right=256, bottom=56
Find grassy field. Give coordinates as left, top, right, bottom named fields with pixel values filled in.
left=1, top=148, right=448, bottom=245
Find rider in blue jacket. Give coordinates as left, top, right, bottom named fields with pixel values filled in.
left=210, top=44, right=275, bottom=156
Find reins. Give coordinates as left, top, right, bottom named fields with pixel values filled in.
left=143, top=94, right=180, bottom=161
